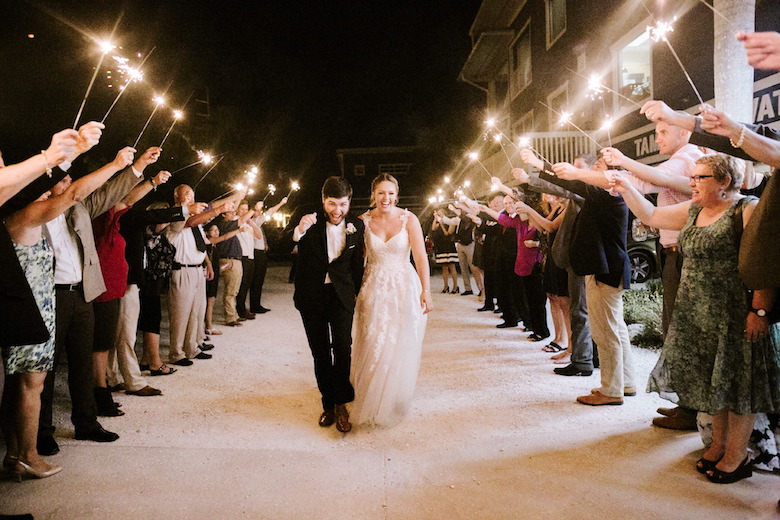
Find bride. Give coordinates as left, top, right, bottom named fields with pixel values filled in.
left=351, top=173, right=433, bottom=427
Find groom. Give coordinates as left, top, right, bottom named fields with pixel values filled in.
left=291, top=176, right=365, bottom=433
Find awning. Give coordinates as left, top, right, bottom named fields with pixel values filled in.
left=459, top=31, right=514, bottom=84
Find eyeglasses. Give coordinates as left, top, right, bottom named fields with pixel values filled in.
left=691, top=175, right=715, bottom=183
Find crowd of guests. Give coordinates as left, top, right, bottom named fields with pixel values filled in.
left=426, top=32, right=780, bottom=485
left=0, top=128, right=288, bottom=482
left=1, top=30, right=779, bottom=495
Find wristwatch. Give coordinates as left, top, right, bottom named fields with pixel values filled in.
left=751, top=308, right=768, bottom=318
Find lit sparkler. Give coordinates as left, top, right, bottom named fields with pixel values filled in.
left=517, top=136, right=553, bottom=166
left=132, top=95, right=165, bottom=149
left=566, top=68, right=643, bottom=109
left=193, top=155, right=225, bottom=188
left=74, top=39, right=115, bottom=128
left=286, top=180, right=301, bottom=198
left=159, top=109, right=184, bottom=148
left=601, top=117, right=614, bottom=147
left=539, top=101, right=603, bottom=148
left=468, top=152, right=493, bottom=179
left=493, top=132, right=516, bottom=168
left=262, top=183, right=277, bottom=202
left=171, top=150, right=215, bottom=174
left=648, top=18, right=704, bottom=105
left=101, top=47, right=155, bottom=123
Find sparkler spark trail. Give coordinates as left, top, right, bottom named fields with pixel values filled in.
left=648, top=19, right=704, bottom=105
left=467, top=152, right=494, bottom=180
left=100, top=47, right=156, bottom=123
left=262, top=184, right=277, bottom=202
left=601, top=117, right=614, bottom=147
left=193, top=155, right=225, bottom=189
left=566, top=68, right=643, bottom=109
left=493, top=133, right=515, bottom=168
left=132, top=95, right=165, bottom=149
left=171, top=151, right=217, bottom=174
left=74, top=39, right=115, bottom=128
left=539, top=101, right=603, bottom=148
left=159, top=109, right=184, bottom=148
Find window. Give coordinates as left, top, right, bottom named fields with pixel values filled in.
left=511, top=22, right=532, bottom=98
left=378, top=163, right=410, bottom=176
left=354, top=164, right=365, bottom=176
left=616, top=28, right=652, bottom=112
left=546, top=82, right=569, bottom=130
left=512, top=110, right=535, bottom=138
left=545, top=0, right=566, bottom=48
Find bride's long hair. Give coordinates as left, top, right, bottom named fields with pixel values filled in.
left=369, top=173, right=399, bottom=207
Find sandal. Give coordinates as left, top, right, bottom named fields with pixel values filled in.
left=205, top=329, right=223, bottom=335
left=542, top=342, right=563, bottom=352
left=696, top=457, right=720, bottom=475
left=149, top=364, right=177, bottom=376
left=706, top=457, right=752, bottom=484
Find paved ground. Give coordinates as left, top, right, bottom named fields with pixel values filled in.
left=1, top=266, right=778, bottom=519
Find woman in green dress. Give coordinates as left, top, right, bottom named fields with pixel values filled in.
left=612, top=154, right=780, bottom=484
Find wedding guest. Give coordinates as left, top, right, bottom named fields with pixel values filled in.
left=442, top=204, right=476, bottom=296
left=430, top=208, right=459, bottom=293
left=0, top=138, right=118, bottom=480
left=235, top=200, right=257, bottom=321
left=165, top=185, right=242, bottom=365
left=216, top=202, right=254, bottom=326
left=36, top=145, right=141, bottom=454
left=204, top=222, right=244, bottom=332
left=91, top=155, right=168, bottom=414
left=249, top=197, right=287, bottom=313
left=474, top=194, right=504, bottom=312
left=611, top=154, right=779, bottom=483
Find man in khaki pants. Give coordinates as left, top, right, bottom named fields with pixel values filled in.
left=217, top=203, right=254, bottom=326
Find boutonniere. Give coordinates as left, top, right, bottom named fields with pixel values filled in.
left=346, top=223, right=357, bottom=235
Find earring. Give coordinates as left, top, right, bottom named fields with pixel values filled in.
left=720, top=190, right=727, bottom=199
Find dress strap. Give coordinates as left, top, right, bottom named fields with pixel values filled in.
left=400, top=209, right=409, bottom=225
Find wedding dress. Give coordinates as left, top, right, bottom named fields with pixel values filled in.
left=351, top=210, right=428, bottom=427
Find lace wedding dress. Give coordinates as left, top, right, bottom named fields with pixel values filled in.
left=351, top=210, right=428, bottom=427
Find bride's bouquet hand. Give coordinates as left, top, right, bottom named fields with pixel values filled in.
left=421, top=290, right=433, bottom=314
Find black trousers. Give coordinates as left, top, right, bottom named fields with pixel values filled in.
left=298, top=285, right=355, bottom=411
left=236, top=256, right=254, bottom=316
left=482, top=268, right=498, bottom=309
left=39, top=288, right=99, bottom=437
left=249, top=249, right=268, bottom=312
left=523, top=270, right=549, bottom=337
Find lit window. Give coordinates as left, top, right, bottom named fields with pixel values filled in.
left=511, top=23, right=532, bottom=97
left=617, top=29, right=652, bottom=110
left=546, top=0, right=566, bottom=48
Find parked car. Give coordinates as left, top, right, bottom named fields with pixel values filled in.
left=627, top=215, right=660, bottom=284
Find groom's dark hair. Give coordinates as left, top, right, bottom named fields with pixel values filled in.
left=322, top=176, right=353, bottom=200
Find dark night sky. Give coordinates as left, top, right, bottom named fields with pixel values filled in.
left=0, top=1, right=485, bottom=201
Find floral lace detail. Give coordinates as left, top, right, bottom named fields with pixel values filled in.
left=351, top=209, right=427, bottom=427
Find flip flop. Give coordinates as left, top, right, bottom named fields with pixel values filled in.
left=542, top=342, right=564, bottom=352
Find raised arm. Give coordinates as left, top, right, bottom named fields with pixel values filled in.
left=406, top=212, right=432, bottom=314
left=115, top=170, right=172, bottom=212
left=601, top=147, right=692, bottom=194
left=609, top=174, right=690, bottom=231
left=266, top=196, right=288, bottom=216
left=5, top=147, right=135, bottom=243
left=514, top=199, right=563, bottom=233
left=701, top=105, right=780, bottom=168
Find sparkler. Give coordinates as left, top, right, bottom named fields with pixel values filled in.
left=74, top=39, right=115, bottom=128
left=516, top=135, right=553, bottom=167
left=101, top=47, right=155, bottom=123
left=132, top=95, right=165, bottom=149
left=601, top=117, right=614, bottom=147
left=648, top=18, right=704, bottom=105
left=539, top=101, right=603, bottom=148
left=159, top=109, right=184, bottom=148
left=193, top=155, right=224, bottom=188
left=171, top=150, right=215, bottom=174
left=566, top=68, right=643, bottom=109
left=462, top=180, right=477, bottom=200
left=262, top=183, right=277, bottom=202
left=286, top=181, right=301, bottom=198
left=493, top=133, right=515, bottom=169
left=467, top=152, right=493, bottom=180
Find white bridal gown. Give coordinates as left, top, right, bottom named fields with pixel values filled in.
left=351, top=210, right=428, bottom=427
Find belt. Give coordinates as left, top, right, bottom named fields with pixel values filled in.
left=662, top=246, right=678, bottom=253
left=222, top=256, right=242, bottom=260
left=55, top=283, right=82, bottom=291
left=172, top=262, right=203, bottom=270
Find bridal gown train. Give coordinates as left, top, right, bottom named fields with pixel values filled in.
left=351, top=210, right=428, bottom=427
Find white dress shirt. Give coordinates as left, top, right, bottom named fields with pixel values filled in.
left=45, top=213, right=83, bottom=284
left=324, top=221, right=346, bottom=284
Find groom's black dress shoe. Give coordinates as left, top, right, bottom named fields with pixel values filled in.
left=496, top=321, right=517, bottom=328
left=319, top=409, right=336, bottom=427
left=335, top=404, right=351, bottom=433
left=74, top=425, right=119, bottom=442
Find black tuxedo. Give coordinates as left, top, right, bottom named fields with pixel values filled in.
left=289, top=210, right=365, bottom=411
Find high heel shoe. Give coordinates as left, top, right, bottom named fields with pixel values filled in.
left=706, top=456, right=752, bottom=484
left=452, top=287, right=460, bottom=294
left=695, top=456, right=720, bottom=474
left=441, top=287, right=449, bottom=294
left=13, top=460, right=62, bottom=482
